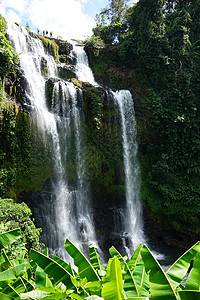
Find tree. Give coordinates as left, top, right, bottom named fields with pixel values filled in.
left=93, top=0, right=130, bottom=44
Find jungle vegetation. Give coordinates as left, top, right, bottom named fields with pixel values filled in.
left=0, top=227, right=200, bottom=299
left=87, top=0, right=200, bottom=242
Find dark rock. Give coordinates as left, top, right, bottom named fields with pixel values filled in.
left=5, top=67, right=32, bottom=113
left=57, top=63, right=76, bottom=80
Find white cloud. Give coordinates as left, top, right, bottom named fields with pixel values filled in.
left=1, top=0, right=28, bottom=14
left=1, top=0, right=96, bottom=40
left=29, top=0, right=95, bottom=39
left=3, top=8, right=22, bottom=24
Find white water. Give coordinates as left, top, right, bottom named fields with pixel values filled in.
left=7, top=24, right=98, bottom=259
left=113, top=90, right=145, bottom=251
left=73, top=44, right=145, bottom=253
left=8, top=23, right=146, bottom=259
left=72, top=43, right=97, bottom=86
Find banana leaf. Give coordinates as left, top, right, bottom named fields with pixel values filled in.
left=109, top=246, right=127, bottom=277
left=29, top=249, right=73, bottom=288
left=89, top=246, right=105, bottom=275
left=0, top=250, right=12, bottom=270
left=166, top=241, right=200, bottom=289
left=101, top=256, right=124, bottom=300
left=0, top=292, right=13, bottom=300
left=52, top=255, right=77, bottom=277
left=141, top=244, right=177, bottom=300
left=109, top=245, right=144, bottom=298
left=1, top=276, right=33, bottom=298
left=64, top=239, right=100, bottom=281
left=35, top=265, right=53, bottom=288
left=109, top=246, right=128, bottom=264
left=128, top=245, right=143, bottom=269
left=178, top=290, right=200, bottom=300
left=132, top=259, right=149, bottom=297
left=0, top=229, right=21, bottom=250
left=0, top=263, right=28, bottom=283
left=185, top=251, right=200, bottom=290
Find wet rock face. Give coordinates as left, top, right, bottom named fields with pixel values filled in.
left=5, top=67, right=32, bottom=113
left=57, top=64, right=76, bottom=80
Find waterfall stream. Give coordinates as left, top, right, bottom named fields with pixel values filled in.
left=7, top=24, right=98, bottom=259
left=8, top=24, right=145, bottom=259
left=72, top=45, right=145, bottom=254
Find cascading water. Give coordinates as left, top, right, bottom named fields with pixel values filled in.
left=7, top=24, right=98, bottom=259
left=73, top=45, right=145, bottom=255
left=72, top=43, right=97, bottom=86
left=112, top=90, right=145, bottom=252
left=8, top=22, right=145, bottom=259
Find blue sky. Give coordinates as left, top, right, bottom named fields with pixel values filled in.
left=0, top=0, right=137, bottom=40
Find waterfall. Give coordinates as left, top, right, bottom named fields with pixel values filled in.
left=73, top=45, right=145, bottom=254
left=72, top=43, right=97, bottom=86
left=7, top=24, right=98, bottom=259
left=8, top=23, right=145, bottom=259
left=112, top=90, right=145, bottom=251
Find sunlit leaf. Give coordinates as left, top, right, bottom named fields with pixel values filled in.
left=89, top=246, right=105, bottom=275
left=166, top=241, right=200, bottom=289
left=30, top=249, right=73, bottom=288
left=185, top=252, right=200, bottom=290
left=64, top=239, right=100, bottom=281
left=102, top=256, right=124, bottom=300
left=141, top=244, right=177, bottom=299
left=0, top=229, right=21, bottom=250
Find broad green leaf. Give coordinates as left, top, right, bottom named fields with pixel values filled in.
left=109, top=246, right=127, bottom=278
left=43, top=248, right=49, bottom=256
left=0, top=229, right=21, bottom=250
left=0, top=291, right=13, bottom=300
left=30, top=249, right=73, bottom=288
left=132, top=260, right=149, bottom=297
left=85, top=281, right=101, bottom=294
left=35, top=265, right=53, bottom=288
left=0, top=263, right=28, bottom=282
left=102, top=256, right=124, bottom=300
left=64, top=239, right=100, bottom=281
left=1, top=284, right=20, bottom=299
left=89, top=246, right=105, bottom=274
left=178, top=290, right=200, bottom=300
left=141, top=244, right=177, bottom=300
left=0, top=249, right=12, bottom=269
left=167, top=241, right=200, bottom=289
left=109, top=246, right=128, bottom=264
left=185, top=252, right=200, bottom=290
left=124, top=246, right=145, bottom=298
left=2, top=277, right=33, bottom=298
left=52, top=255, right=77, bottom=277
left=128, top=245, right=143, bottom=269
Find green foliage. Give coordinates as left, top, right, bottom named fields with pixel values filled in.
left=0, top=198, right=43, bottom=257
left=39, top=36, right=59, bottom=63
left=0, top=14, right=18, bottom=81
left=93, top=0, right=129, bottom=44
left=90, top=0, right=200, bottom=239
left=84, top=35, right=105, bottom=56
left=83, top=87, right=103, bottom=130
left=1, top=234, right=200, bottom=299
